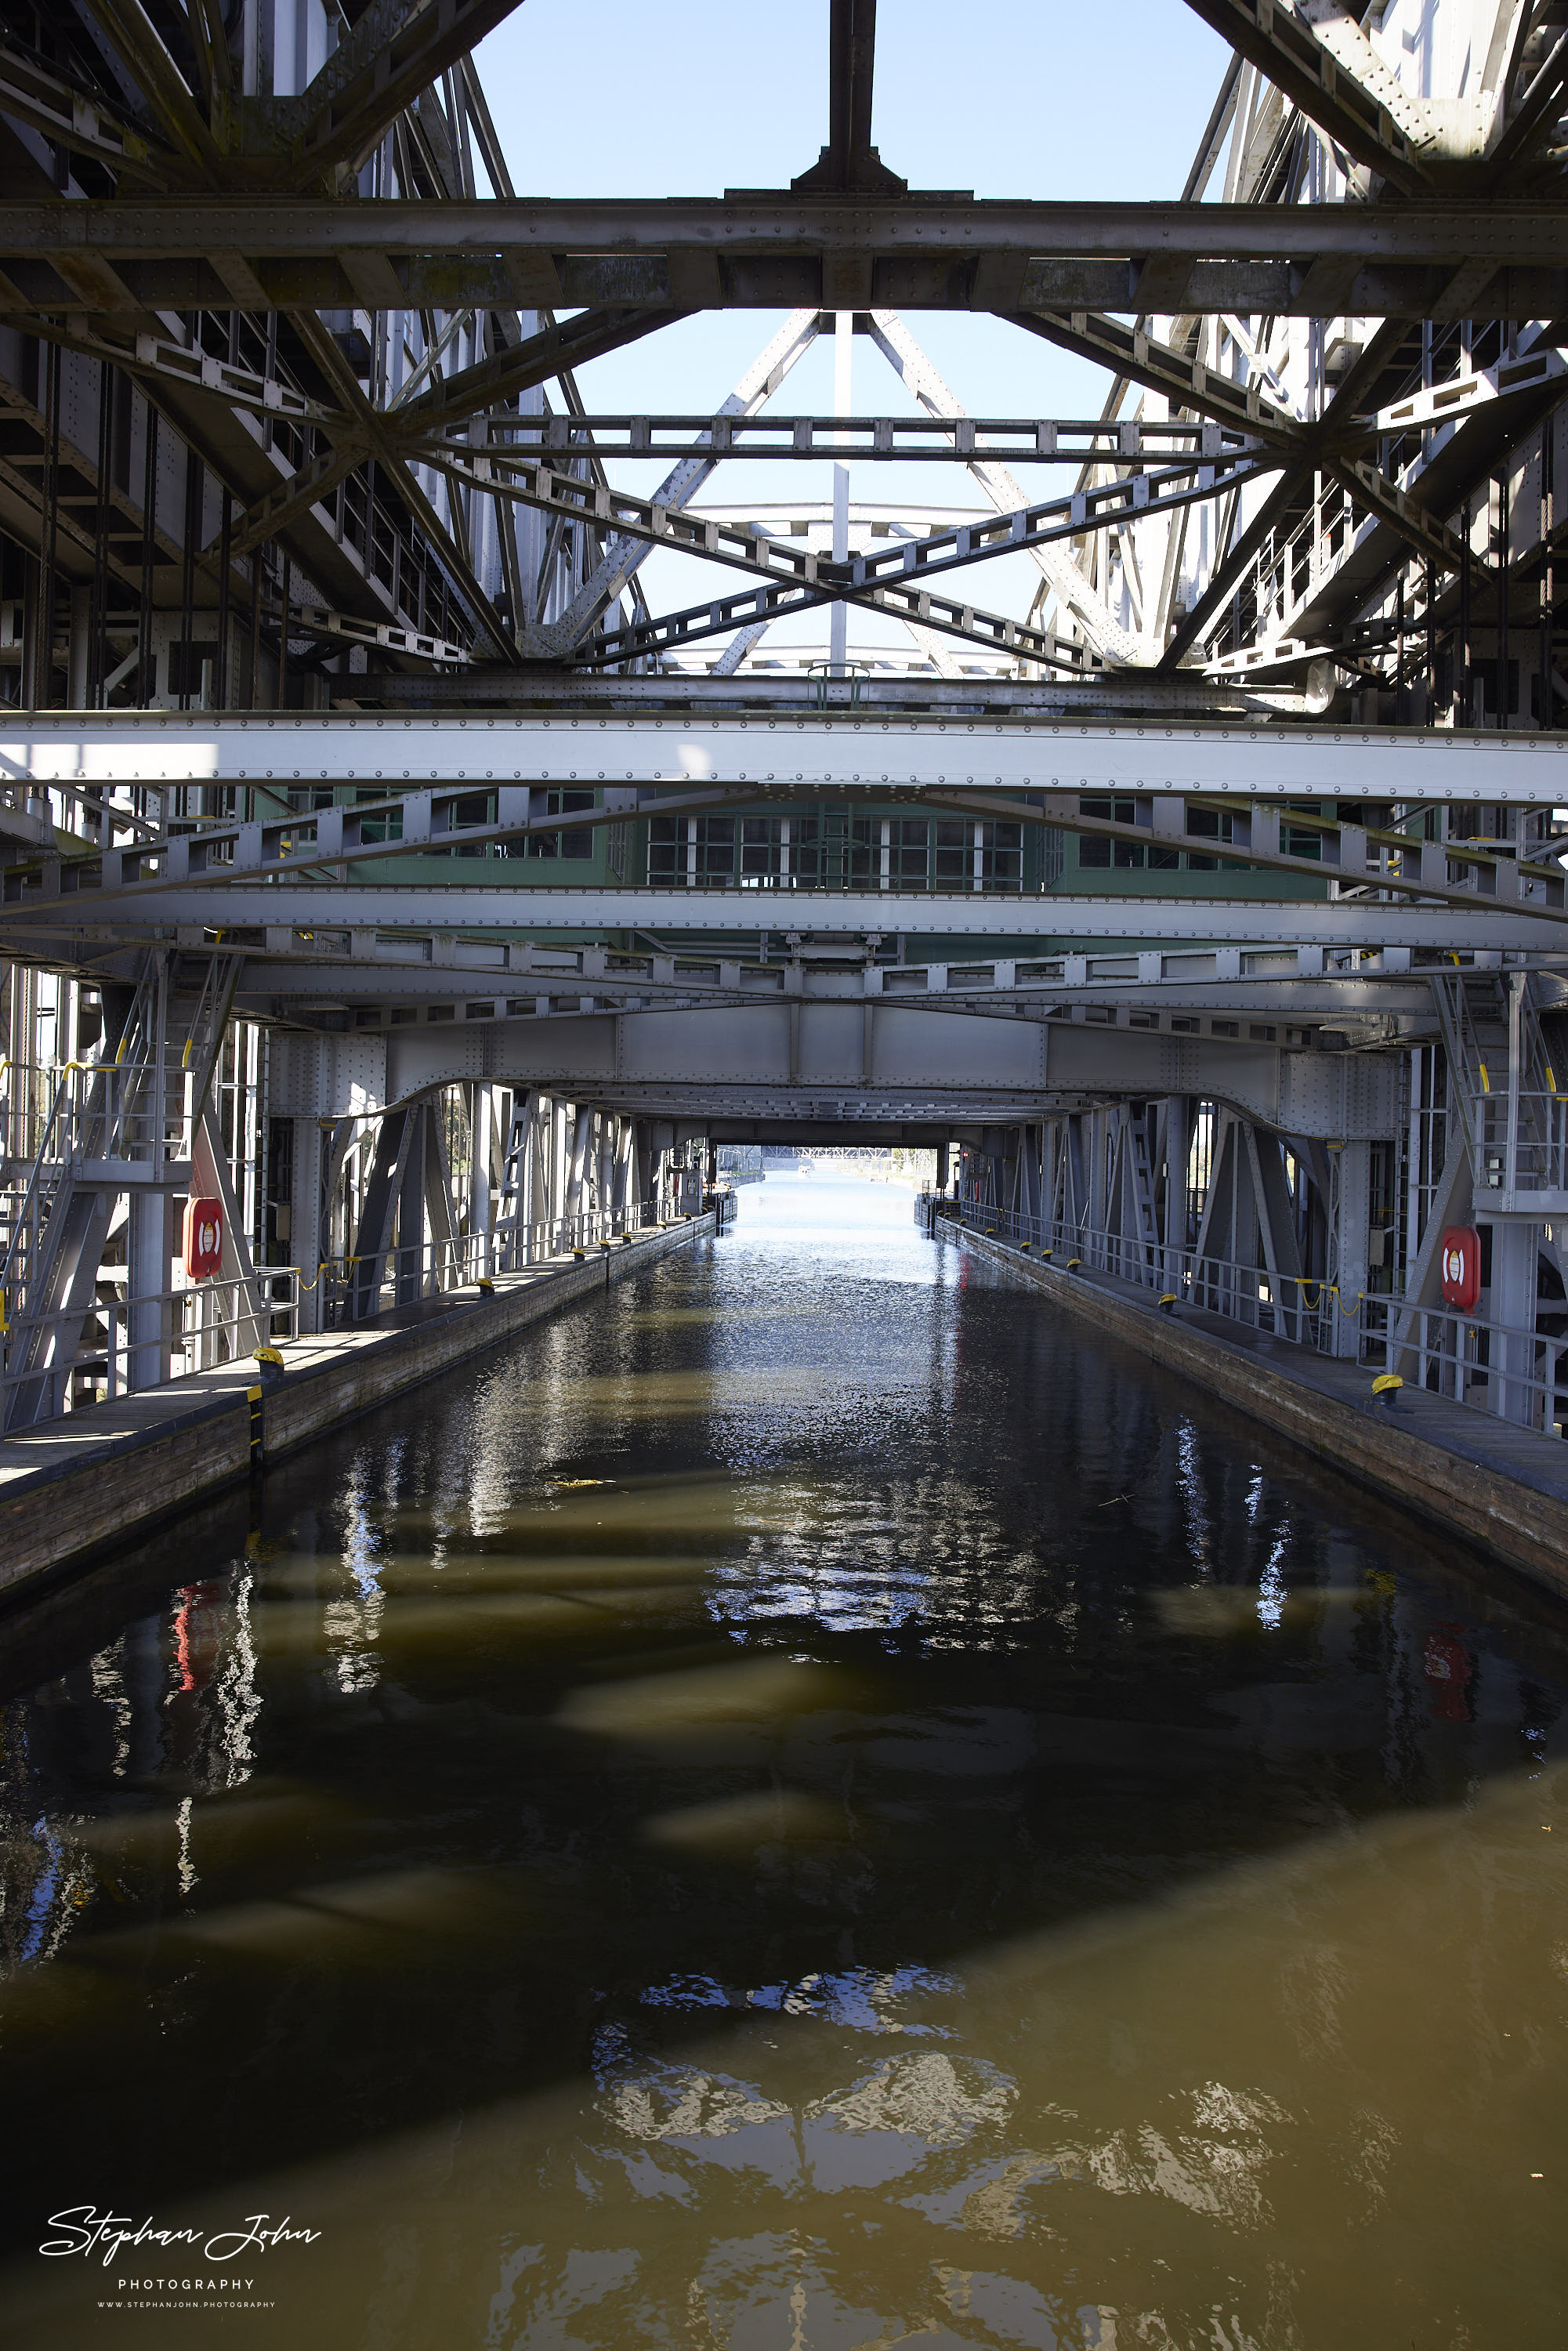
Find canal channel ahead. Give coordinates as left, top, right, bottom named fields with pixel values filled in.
left=0, top=1173, right=1564, bottom=2349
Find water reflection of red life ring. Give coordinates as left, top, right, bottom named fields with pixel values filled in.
left=1424, top=1624, right=1473, bottom=1721
left=1439, top=1225, right=1481, bottom=1313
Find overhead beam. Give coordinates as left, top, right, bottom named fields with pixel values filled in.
left=0, top=42, right=175, bottom=185
left=423, top=410, right=1264, bottom=464
left=13, top=886, right=1568, bottom=959
left=1486, top=24, right=1568, bottom=176
left=28, top=768, right=1559, bottom=923
left=75, top=0, right=224, bottom=181
left=865, top=309, right=1143, bottom=667
left=1008, top=308, right=1309, bottom=454
left=0, top=197, right=1559, bottom=317
left=1, top=710, right=1563, bottom=797
left=526, top=307, right=820, bottom=657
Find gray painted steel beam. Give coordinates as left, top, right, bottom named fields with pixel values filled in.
left=2, top=710, right=1564, bottom=800
left=241, top=955, right=1450, bottom=1013
left=19, top=886, right=1568, bottom=953
left=359, top=671, right=1306, bottom=716
left=441, top=414, right=1262, bottom=464
left=352, top=1002, right=1405, bottom=1140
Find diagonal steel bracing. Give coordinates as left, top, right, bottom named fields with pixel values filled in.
left=524, top=309, right=821, bottom=657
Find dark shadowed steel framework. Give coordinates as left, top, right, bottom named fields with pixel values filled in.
left=3, top=0, right=1568, bottom=1454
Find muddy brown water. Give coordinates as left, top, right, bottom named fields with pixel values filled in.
left=0, top=1174, right=1563, bottom=2349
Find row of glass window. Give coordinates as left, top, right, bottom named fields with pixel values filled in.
left=1075, top=795, right=1327, bottom=871
left=647, top=814, right=1027, bottom=889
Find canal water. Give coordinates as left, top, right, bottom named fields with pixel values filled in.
left=1, top=1174, right=1565, bottom=2349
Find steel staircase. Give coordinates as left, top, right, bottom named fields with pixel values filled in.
left=0, top=951, right=241, bottom=1429
left=1430, top=970, right=1568, bottom=1215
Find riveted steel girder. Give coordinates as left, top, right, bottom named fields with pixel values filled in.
left=0, top=197, right=1560, bottom=317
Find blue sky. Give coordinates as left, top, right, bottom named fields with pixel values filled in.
left=470, top=2, right=1233, bottom=646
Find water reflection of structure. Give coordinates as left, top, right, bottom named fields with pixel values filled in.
left=0, top=1197, right=1564, bottom=2346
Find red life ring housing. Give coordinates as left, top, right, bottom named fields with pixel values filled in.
left=183, top=1196, right=224, bottom=1280
left=1439, top=1225, right=1481, bottom=1313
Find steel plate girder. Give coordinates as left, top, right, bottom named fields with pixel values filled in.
left=236, top=941, right=1451, bottom=1009
left=359, top=1001, right=1403, bottom=1139
left=0, top=197, right=1561, bottom=318
left=13, top=802, right=1565, bottom=926
left=20, top=890, right=1568, bottom=959
left=2, top=712, right=1564, bottom=801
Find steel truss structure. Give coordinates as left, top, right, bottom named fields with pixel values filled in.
left=4, top=0, right=1568, bottom=1451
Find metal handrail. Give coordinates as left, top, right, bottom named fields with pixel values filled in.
left=0, top=1266, right=295, bottom=1425
left=922, top=1193, right=1568, bottom=1435
left=322, top=1195, right=673, bottom=1327
left=0, top=1194, right=704, bottom=1425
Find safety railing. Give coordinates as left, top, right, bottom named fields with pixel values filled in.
left=929, top=1197, right=1338, bottom=1348
left=0, top=1266, right=298, bottom=1429
left=1367, top=1294, right=1568, bottom=1433
left=0, top=1052, right=171, bottom=1173
left=0, top=1193, right=708, bottom=1428
left=320, top=1196, right=681, bottom=1328
left=922, top=1193, right=1568, bottom=1436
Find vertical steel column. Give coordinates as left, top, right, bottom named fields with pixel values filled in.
left=1497, top=468, right=1511, bottom=732
left=137, top=397, right=157, bottom=705
left=278, top=551, right=292, bottom=708
left=1331, top=1141, right=1371, bottom=1359
left=469, top=1082, right=495, bottom=1268
left=125, top=1192, right=172, bottom=1393
left=1487, top=1219, right=1540, bottom=1425
left=34, top=335, right=60, bottom=711
left=67, top=586, right=91, bottom=709
left=291, top=1116, right=325, bottom=1333
left=179, top=443, right=201, bottom=709
left=216, top=491, right=233, bottom=708
left=1458, top=493, right=1472, bottom=726
left=831, top=312, right=851, bottom=671
left=395, top=1103, right=427, bottom=1302
left=89, top=360, right=112, bottom=708
left=1086, top=1108, right=1109, bottom=1255
left=1541, top=422, right=1555, bottom=726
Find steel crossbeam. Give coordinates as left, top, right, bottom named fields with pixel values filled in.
left=0, top=711, right=1559, bottom=796
left=12, top=882, right=1568, bottom=956
left=3, top=716, right=1566, bottom=929
left=0, top=197, right=1559, bottom=319
left=433, top=414, right=1258, bottom=465
left=577, top=576, right=1070, bottom=673
left=0, top=41, right=172, bottom=185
